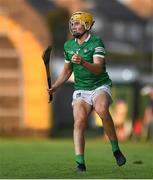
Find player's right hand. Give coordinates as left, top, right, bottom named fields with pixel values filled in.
left=72, top=53, right=84, bottom=65
left=47, top=85, right=56, bottom=95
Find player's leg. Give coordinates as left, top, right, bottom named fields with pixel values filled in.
left=93, top=91, right=126, bottom=166
left=93, top=92, right=117, bottom=140
left=73, top=98, right=92, bottom=171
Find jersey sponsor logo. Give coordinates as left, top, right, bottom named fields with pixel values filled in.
left=68, top=50, right=75, bottom=54
left=68, top=49, right=81, bottom=54
left=75, top=48, right=80, bottom=54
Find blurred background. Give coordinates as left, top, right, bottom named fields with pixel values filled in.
left=0, top=0, right=153, bottom=142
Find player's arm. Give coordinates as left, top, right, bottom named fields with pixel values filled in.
left=72, top=54, right=104, bottom=75
left=82, top=56, right=104, bottom=75
left=143, top=105, right=153, bottom=124
left=48, top=63, right=72, bottom=94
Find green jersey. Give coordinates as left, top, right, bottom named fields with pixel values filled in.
left=64, top=34, right=112, bottom=90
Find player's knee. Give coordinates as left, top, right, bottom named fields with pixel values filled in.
left=74, top=119, right=86, bottom=130
left=95, top=105, right=109, bottom=118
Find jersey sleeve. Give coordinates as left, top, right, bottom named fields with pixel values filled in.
left=64, top=43, right=71, bottom=63
left=93, top=39, right=106, bottom=58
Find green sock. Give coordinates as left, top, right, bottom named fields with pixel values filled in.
left=75, top=154, right=85, bottom=164
left=110, top=140, right=119, bottom=152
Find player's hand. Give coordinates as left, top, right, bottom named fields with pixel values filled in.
left=71, top=54, right=84, bottom=65
left=47, top=84, right=57, bottom=95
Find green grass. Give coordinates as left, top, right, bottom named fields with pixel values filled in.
left=0, top=138, right=153, bottom=179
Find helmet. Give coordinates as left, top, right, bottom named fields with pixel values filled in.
left=69, top=11, right=94, bottom=34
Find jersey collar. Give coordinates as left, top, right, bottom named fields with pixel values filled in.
left=84, top=33, right=91, bottom=42
left=75, top=33, right=91, bottom=43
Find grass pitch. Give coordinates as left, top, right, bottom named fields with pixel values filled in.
left=0, top=138, right=153, bottom=179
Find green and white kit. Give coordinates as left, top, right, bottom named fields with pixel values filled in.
left=64, top=34, right=112, bottom=91
left=64, top=34, right=113, bottom=105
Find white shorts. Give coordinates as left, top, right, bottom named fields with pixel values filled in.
left=72, top=85, right=113, bottom=106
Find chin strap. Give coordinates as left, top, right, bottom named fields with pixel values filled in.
left=73, top=30, right=88, bottom=39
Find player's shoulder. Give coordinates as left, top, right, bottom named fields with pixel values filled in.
left=91, top=34, right=102, bottom=40
left=64, top=38, right=75, bottom=49
left=90, top=34, right=105, bottom=46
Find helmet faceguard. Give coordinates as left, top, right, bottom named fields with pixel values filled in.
left=69, top=11, right=95, bottom=38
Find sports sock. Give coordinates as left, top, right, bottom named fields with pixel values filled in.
left=75, top=154, right=85, bottom=164
left=110, top=140, right=119, bottom=152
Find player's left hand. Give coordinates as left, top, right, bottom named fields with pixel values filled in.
left=71, top=53, right=84, bottom=65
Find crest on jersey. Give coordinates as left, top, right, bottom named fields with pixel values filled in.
left=83, top=49, right=88, bottom=53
